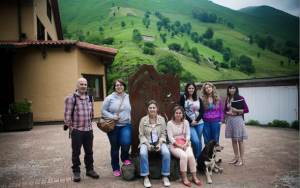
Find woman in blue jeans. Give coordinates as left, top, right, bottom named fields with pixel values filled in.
left=101, top=79, right=132, bottom=176
left=138, top=100, right=170, bottom=188
left=200, top=82, right=223, bottom=146
left=180, top=81, right=204, bottom=161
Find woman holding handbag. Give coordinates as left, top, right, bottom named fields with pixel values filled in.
left=180, top=81, right=204, bottom=162
left=167, top=105, right=201, bottom=187
left=101, top=79, right=132, bottom=176
left=138, top=100, right=170, bottom=188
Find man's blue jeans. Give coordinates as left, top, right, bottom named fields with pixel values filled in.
left=107, top=124, right=132, bottom=171
left=190, top=123, right=204, bottom=158
left=203, top=121, right=220, bottom=145
left=140, top=143, right=170, bottom=176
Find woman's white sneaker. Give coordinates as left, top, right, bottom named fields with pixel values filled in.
left=144, top=178, right=152, bottom=187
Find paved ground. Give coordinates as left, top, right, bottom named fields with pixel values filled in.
left=0, top=123, right=299, bottom=188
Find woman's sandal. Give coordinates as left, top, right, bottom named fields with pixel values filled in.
left=235, top=158, right=243, bottom=166
left=229, top=158, right=239, bottom=164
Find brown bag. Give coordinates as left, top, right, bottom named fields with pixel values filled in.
left=97, top=96, right=125, bottom=133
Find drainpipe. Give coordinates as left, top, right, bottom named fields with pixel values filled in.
left=17, top=0, right=21, bottom=42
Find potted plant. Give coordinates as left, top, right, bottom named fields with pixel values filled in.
left=2, top=99, right=33, bottom=131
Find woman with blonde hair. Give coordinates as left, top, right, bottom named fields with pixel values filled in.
left=200, top=82, right=223, bottom=146
left=167, top=105, right=201, bottom=187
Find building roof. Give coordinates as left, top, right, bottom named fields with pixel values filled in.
left=0, top=40, right=118, bottom=65
left=0, top=40, right=117, bottom=54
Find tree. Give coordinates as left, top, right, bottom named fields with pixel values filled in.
left=171, top=32, right=175, bottom=38
left=168, top=43, right=181, bottom=52
left=202, top=27, right=214, bottom=39
left=209, top=13, right=217, bottom=23
left=85, top=34, right=102, bottom=45
left=213, top=39, right=223, bottom=52
left=99, top=26, right=104, bottom=32
left=257, top=38, right=267, bottom=52
left=257, top=52, right=260, bottom=58
left=132, top=29, right=142, bottom=44
left=121, top=21, right=126, bottom=28
left=266, top=36, right=274, bottom=50
left=175, top=21, right=181, bottom=27
left=179, top=25, right=185, bottom=33
left=183, top=41, right=190, bottom=52
left=103, top=37, right=115, bottom=45
left=160, top=33, right=167, bottom=43
left=118, top=7, right=120, bottom=10
left=249, top=34, right=254, bottom=45
left=238, top=55, right=255, bottom=73
left=156, top=21, right=163, bottom=27
left=73, top=29, right=85, bottom=41
left=86, top=31, right=90, bottom=36
left=161, top=17, right=170, bottom=28
left=199, top=36, right=203, bottom=42
left=112, top=3, right=114, bottom=6
left=227, top=22, right=234, bottom=29
left=187, top=22, right=192, bottom=29
left=230, top=59, right=236, bottom=68
left=280, top=60, right=284, bottom=66
left=200, top=13, right=209, bottom=22
left=192, top=35, right=199, bottom=43
left=223, top=52, right=230, bottom=62
left=191, top=47, right=200, bottom=63
left=145, top=12, right=149, bottom=18
left=113, top=12, right=115, bottom=17
left=157, top=54, right=183, bottom=76
left=186, top=28, right=191, bottom=36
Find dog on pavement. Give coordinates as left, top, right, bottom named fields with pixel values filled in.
left=197, top=140, right=224, bottom=184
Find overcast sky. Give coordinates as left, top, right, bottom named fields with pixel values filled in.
left=211, top=0, right=299, bottom=17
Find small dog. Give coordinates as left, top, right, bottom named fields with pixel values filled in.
left=197, top=140, right=224, bottom=184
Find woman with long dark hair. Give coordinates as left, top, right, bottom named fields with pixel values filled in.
left=224, top=83, right=249, bottom=166
left=180, top=82, right=204, bottom=162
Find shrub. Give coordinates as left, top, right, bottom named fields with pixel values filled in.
left=9, top=99, right=32, bottom=116
left=267, top=119, right=290, bottom=127
left=220, top=62, right=229, bottom=68
left=291, top=120, right=299, bottom=130
left=245, top=120, right=261, bottom=125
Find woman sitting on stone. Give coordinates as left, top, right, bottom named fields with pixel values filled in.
left=138, top=100, right=171, bottom=188
left=167, top=105, right=201, bottom=187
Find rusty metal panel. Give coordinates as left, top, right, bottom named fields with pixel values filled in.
left=128, top=65, right=180, bottom=154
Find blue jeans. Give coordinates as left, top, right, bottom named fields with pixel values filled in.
left=107, top=124, right=132, bottom=171
left=203, top=121, right=220, bottom=145
left=190, top=123, right=204, bottom=158
left=140, top=143, right=170, bottom=176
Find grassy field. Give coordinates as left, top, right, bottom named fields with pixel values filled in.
left=58, top=0, right=299, bottom=85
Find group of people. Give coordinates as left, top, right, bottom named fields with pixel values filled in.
left=64, top=78, right=249, bottom=187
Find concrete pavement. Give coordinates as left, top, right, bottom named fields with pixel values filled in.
left=0, top=123, right=299, bottom=188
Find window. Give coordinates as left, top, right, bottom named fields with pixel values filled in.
left=47, top=0, right=52, bottom=23
left=82, top=74, right=104, bottom=101
left=37, top=16, right=45, bottom=41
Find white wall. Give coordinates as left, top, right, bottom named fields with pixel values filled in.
left=239, top=86, right=298, bottom=124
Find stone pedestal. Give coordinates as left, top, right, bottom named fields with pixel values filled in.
left=121, top=152, right=182, bottom=181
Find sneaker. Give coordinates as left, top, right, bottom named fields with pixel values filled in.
left=124, top=160, right=131, bottom=165
left=113, top=170, right=121, bottom=176
left=144, top=178, right=152, bottom=188
left=73, top=172, right=81, bottom=182
left=86, top=170, right=99, bottom=179
left=162, top=177, right=170, bottom=187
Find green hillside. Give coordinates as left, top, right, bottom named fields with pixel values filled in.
left=58, top=0, right=299, bottom=91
